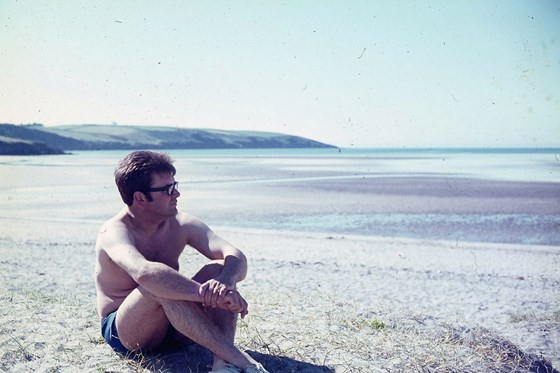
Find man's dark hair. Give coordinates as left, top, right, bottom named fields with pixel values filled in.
left=114, top=151, right=176, bottom=206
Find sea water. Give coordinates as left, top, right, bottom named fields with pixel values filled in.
left=0, top=148, right=559, bottom=245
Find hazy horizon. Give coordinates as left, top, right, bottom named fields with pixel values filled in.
left=1, top=1, right=559, bottom=148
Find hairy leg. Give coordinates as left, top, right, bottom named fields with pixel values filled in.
left=159, top=296, right=258, bottom=369
left=116, top=286, right=257, bottom=369
left=115, top=261, right=258, bottom=369
left=115, top=287, right=170, bottom=352
left=193, top=261, right=246, bottom=370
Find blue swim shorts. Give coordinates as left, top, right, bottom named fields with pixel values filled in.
left=101, top=310, right=178, bottom=356
left=101, top=310, right=130, bottom=356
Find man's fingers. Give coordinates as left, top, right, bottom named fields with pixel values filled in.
left=223, top=290, right=249, bottom=317
left=200, top=280, right=238, bottom=309
left=217, top=284, right=228, bottom=297
left=209, top=283, right=226, bottom=308
left=216, top=292, right=249, bottom=317
left=207, top=287, right=217, bottom=307
left=211, top=291, right=221, bottom=308
left=199, top=283, right=209, bottom=306
left=203, top=284, right=218, bottom=307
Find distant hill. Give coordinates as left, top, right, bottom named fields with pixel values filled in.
left=0, top=134, right=65, bottom=155
left=0, top=123, right=336, bottom=155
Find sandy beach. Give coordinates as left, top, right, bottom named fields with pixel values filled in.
left=0, top=150, right=559, bottom=372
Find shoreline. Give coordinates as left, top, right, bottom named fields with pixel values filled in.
left=3, top=214, right=560, bottom=248
left=215, top=224, right=560, bottom=252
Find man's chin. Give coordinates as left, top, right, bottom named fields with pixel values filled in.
left=159, top=207, right=178, bottom=218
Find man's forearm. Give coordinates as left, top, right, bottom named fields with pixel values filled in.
left=136, top=261, right=204, bottom=302
left=217, top=253, right=248, bottom=285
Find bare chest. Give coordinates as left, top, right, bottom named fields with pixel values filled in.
left=133, top=229, right=185, bottom=269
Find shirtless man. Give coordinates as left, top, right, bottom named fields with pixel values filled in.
left=95, top=151, right=268, bottom=373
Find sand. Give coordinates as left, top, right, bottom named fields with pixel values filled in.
left=1, top=151, right=559, bottom=372
left=0, top=218, right=558, bottom=372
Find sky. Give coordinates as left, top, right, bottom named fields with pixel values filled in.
left=1, top=1, right=559, bottom=148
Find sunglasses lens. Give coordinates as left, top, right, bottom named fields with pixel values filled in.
left=168, top=182, right=178, bottom=195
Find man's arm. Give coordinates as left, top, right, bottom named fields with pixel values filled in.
left=100, top=223, right=204, bottom=303
left=183, top=215, right=248, bottom=308
left=185, top=216, right=248, bottom=285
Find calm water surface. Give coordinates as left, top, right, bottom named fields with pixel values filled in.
left=1, top=148, right=559, bottom=245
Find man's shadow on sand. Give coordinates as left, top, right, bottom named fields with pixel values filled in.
left=136, top=343, right=334, bottom=373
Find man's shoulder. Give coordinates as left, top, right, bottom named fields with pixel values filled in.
left=173, top=212, right=210, bottom=238
left=97, top=210, right=130, bottom=240
left=175, top=211, right=203, bottom=226
left=101, top=210, right=129, bottom=228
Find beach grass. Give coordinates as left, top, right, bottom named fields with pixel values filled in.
left=1, top=223, right=558, bottom=372
left=1, top=285, right=556, bottom=373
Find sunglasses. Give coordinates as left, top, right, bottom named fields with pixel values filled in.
left=147, top=182, right=179, bottom=196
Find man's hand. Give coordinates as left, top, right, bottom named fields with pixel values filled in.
left=220, top=289, right=249, bottom=318
left=199, top=279, right=249, bottom=318
left=199, top=278, right=232, bottom=308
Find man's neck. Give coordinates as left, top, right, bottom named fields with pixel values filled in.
left=125, top=206, right=167, bottom=234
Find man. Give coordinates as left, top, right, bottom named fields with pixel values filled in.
left=95, top=151, right=268, bottom=373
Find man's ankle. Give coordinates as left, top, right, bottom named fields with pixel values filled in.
left=212, top=356, right=231, bottom=371
left=244, top=363, right=269, bottom=373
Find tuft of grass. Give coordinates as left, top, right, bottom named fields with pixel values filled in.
left=1, top=286, right=557, bottom=372
left=346, top=316, right=386, bottom=332
left=235, top=290, right=557, bottom=372
left=509, top=310, right=560, bottom=324
left=370, top=319, right=386, bottom=331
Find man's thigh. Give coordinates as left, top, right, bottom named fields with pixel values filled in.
left=116, top=287, right=170, bottom=352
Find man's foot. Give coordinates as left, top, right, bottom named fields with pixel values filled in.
left=245, top=364, right=270, bottom=373
left=208, top=363, right=269, bottom=373
left=209, top=363, right=241, bottom=373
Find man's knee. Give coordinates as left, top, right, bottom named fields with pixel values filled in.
left=193, top=260, right=225, bottom=283
left=136, top=285, right=164, bottom=304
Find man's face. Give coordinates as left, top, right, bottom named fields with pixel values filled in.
left=146, top=172, right=180, bottom=216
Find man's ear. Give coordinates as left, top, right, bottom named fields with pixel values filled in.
left=133, top=191, right=149, bottom=205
